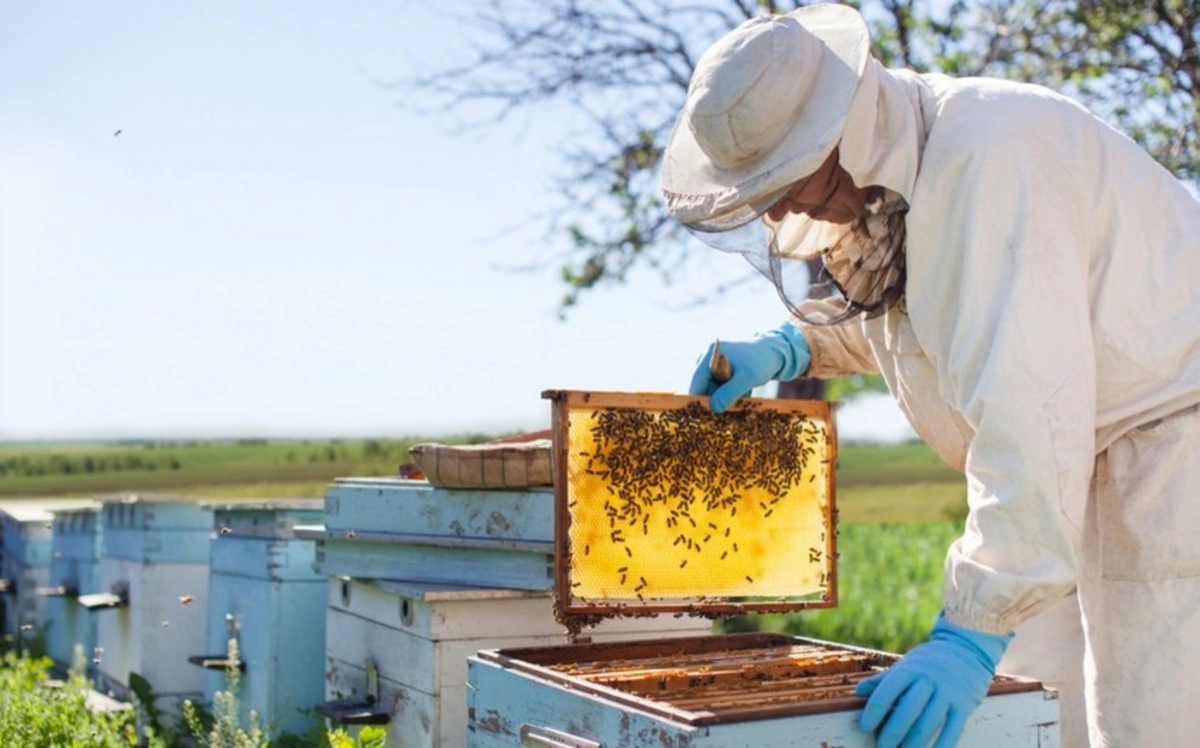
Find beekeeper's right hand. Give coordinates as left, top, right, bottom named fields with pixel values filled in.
left=689, top=323, right=810, bottom=413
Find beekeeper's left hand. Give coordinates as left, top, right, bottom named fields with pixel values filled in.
left=688, top=323, right=810, bottom=413
left=855, top=612, right=1013, bottom=748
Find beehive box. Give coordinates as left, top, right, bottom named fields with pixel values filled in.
left=306, top=479, right=554, bottom=591
left=468, top=634, right=1060, bottom=747
left=44, top=502, right=105, bottom=674
left=0, top=498, right=98, bottom=644
left=465, top=391, right=1060, bottom=746
left=322, top=577, right=712, bottom=748
left=195, top=499, right=326, bottom=738
left=88, top=495, right=213, bottom=714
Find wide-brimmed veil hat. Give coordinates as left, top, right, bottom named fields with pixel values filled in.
left=661, top=4, right=870, bottom=232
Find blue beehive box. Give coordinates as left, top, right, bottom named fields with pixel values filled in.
left=43, top=502, right=105, bottom=674
left=301, top=476, right=713, bottom=748
left=86, top=495, right=213, bottom=715
left=467, top=634, right=1062, bottom=748
left=194, top=499, right=326, bottom=739
left=0, top=498, right=98, bottom=646
left=304, top=478, right=554, bottom=591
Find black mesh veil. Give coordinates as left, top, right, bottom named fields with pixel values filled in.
left=687, top=186, right=908, bottom=325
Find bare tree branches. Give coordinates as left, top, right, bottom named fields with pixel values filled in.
left=402, top=0, right=1200, bottom=312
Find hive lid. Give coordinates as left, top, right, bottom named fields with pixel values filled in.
left=543, top=390, right=838, bottom=625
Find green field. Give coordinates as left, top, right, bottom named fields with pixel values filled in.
left=0, top=438, right=964, bottom=522
left=0, top=436, right=491, bottom=501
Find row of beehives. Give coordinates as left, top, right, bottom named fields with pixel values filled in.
left=0, top=495, right=328, bottom=733
left=0, top=482, right=713, bottom=747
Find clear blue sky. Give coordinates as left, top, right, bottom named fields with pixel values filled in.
left=0, top=1, right=914, bottom=443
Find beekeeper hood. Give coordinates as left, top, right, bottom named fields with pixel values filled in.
left=661, top=4, right=925, bottom=320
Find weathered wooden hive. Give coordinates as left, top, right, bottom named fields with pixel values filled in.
left=192, top=499, right=326, bottom=738
left=298, top=469, right=712, bottom=747
left=465, top=391, right=1061, bottom=747
left=0, top=498, right=98, bottom=646
left=85, top=494, right=213, bottom=715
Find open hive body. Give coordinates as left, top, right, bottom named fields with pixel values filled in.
left=466, top=392, right=1060, bottom=747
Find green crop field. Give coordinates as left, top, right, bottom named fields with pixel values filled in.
left=0, top=436, right=967, bottom=653
left=0, top=437, right=964, bottom=519
left=0, top=436, right=495, bottom=500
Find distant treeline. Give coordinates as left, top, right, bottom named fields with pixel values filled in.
left=0, top=453, right=183, bottom=478
left=0, top=438, right=435, bottom=480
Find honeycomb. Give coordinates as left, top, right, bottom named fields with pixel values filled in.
left=547, top=392, right=836, bottom=616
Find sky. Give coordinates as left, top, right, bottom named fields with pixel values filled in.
left=0, top=1, right=915, bottom=443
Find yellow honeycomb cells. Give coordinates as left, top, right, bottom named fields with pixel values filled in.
left=564, top=403, right=832, bottom=603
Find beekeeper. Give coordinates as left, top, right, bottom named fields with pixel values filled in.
left=663, top=4, right=1200, bottom=748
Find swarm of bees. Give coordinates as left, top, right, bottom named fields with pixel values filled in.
left=574, top=401, right=818, bottom=580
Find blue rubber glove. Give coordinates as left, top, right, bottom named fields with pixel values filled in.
left=688, top=323, right=811, bottom=413
left=855, top=612, right=1013, bottom=748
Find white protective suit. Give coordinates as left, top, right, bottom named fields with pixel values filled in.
left=794, top=58, right=1200, bottom=747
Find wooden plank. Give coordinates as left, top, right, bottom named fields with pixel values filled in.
left=314, top=539, right=554, bottom=592
left=550, top=392, right=572, bottom=628
left=325, top=606, right=442, bottom=694
left=825, top=400, right=840, bottom=610
left=478, top=632, right=796, bottom=666
left=102, top=528, right=212, bottom=564
left=541, top=389, right=833, bottom=418
left=328, top=578, right=713, bottom=644
left=324, top=481, right=554, bottom=542
left=210, top=536, right=324, bottom=582
left=467, top=656, right=701, bottom=748
left=370, top=579, right=550, bottom=602
left=206, top=503, right=323, bottom=540
left=297, top=527, right=553, bottom=554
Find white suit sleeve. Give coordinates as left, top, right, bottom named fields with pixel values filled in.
left=791, top=298, right=880, bottom=377
left=906, top=124, right=1095, bottom=635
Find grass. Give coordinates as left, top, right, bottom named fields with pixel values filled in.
left=838, top=482, right=964, bottom=523
left=720, top=522, right=963, bottom=652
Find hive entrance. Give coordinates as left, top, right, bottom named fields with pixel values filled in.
left=543, top=391, right=837, bottom=628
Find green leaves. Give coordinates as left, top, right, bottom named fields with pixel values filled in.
left=327, top=726, right=387, bottom=748
left=413, top=0, right=1200, bottom=313
left=0, top=651, right=160, bottom=748
left=825, top=374, right=889, bottom=402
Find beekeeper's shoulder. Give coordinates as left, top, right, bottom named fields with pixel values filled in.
left=919, top=74, right=1075, bottom=166
left=907, top=74, right=1080, bottom=188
